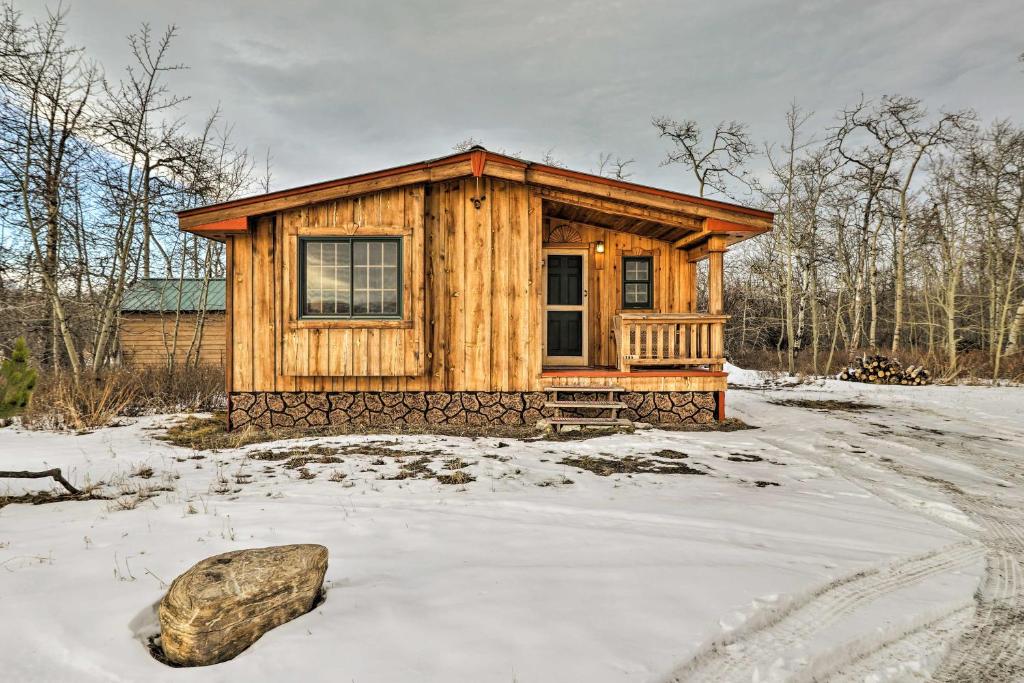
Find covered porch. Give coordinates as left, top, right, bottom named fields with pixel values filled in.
left=540, top=182, right=749, bottom=390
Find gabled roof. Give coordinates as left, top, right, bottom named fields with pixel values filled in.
left=120, top=278, right=226, bottom=313
left=178, top=146, right=773, bottom=245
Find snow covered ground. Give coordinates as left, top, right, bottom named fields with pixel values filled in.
left=1, top=373, right=1021, bottom=682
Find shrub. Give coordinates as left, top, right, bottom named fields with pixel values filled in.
left=23, top=363, right=225, bottom=430
left=0, top=337, right=38, bottom=417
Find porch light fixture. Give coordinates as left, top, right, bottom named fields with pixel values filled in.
left=595, top=240, right=605, bottom=253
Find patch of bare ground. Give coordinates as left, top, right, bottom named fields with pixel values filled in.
left=436, top=470, right=476, bottom=485
left=160, top=414, right=750, bottom=452
left=654, top=417, right=756, bottom=432
left=559, top=454, right=708, bottom=477
left=282, top=455, right=343, bottom=470
left=383, top=456, right=435, bottom=481
left=726, top=452, right=765, bottom=463
left=158, top=414, right=545, bottom=451
left=769, top=399, right=880, bottom=412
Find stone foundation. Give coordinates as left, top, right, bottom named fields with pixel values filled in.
left=227, top=391, right=720, bottom=430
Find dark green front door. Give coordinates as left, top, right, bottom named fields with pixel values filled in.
left=545, top=253, right=585, bottom=362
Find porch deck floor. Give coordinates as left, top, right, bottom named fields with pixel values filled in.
left=541, top=366, right=727, bottom=378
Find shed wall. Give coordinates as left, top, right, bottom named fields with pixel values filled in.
left=119, top=313, right=226, bottom=367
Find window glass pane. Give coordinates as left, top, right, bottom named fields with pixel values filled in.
left=625, top=283, right=650, bottom=305
left=304, top=240, right=351, bottom=316
left=383, top=266, right=398, bottom=290
left=321, top=243, right=335, bottom=314
left=624, top=258, right=650, bottom=282
left=347, top=239, right=400, bottom=317
left=305, top=243, right=322, bottom=314
left=625, top=283, right=638, bottom=303
left=353, top=289, right=368, bottom=315
left=383, top=241, right=398, bottom=265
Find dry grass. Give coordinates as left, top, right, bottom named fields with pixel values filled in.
left=559, top=454, right=708, bottom=477
left=158, top=414, right=542, bottom=451
left=384, top=456, right=435, bottom=480
left=158, top=412, right=752, bottom=454
left=23, top=371, right=138, bottom=431
left=655, top=418, right=755, bottom=432
left=769, top=398, right=880, bottom=412
left=23, top=364, right=224, bottom=431
left=436, top=470, right=475, bottom=485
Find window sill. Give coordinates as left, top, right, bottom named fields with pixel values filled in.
left=289, top=318, right=412, bottom=330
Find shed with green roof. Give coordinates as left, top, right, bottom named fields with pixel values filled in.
left=118, top=278, right=226, bottom=367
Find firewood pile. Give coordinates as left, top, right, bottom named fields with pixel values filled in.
left=837, top=355, right=931, bottom=385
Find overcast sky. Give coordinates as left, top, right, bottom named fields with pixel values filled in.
left=21, top=0, right=1024, bottom=197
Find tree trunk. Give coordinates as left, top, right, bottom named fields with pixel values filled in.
left=1007, top=298, right=1024, bottom=354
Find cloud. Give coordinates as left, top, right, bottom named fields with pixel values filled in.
left=22, top=0, right=1024, bottom=196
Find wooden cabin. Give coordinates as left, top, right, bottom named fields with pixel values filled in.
left=118, top=278, right=226, bottom=368
left=177, top=147, right=772, bottom=430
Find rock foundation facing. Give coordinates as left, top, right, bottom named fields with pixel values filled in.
left=227, top=390, right=720, bottom=430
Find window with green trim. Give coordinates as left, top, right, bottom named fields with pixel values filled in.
left=300, top=237, right=402, bottom=318
left=622, top=256, right=653, bottom=309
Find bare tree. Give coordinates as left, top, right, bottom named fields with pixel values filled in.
left=874, top=96, right=975, bottom=353
left=595, top=152, right=634, bottom=180
left=0, top=2, right=97, bottom=374
left=653, top=116, right=756, bottom=197
left=88, top=24, right=186, bottom=371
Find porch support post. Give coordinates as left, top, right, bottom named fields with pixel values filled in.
left=708, top=236, right=727, bottom=372
left=707, top=236, right=727, bottom=315
left=681, top=259, right=697, bottom=312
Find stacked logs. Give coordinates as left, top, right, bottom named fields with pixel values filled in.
left=837, top=355, right=931, bottom=385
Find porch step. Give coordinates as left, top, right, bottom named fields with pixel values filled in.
left=544, top=401, right=626, bottom=409
left=544, top=385, right=625, bottom=393
left=546, top=417, right=633, bottom=428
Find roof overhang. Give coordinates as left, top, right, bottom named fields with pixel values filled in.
left=178, top=148, right=773, bottom=243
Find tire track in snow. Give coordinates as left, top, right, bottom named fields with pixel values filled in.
left=819, top=605, right=974, bottom=683
left=930, top=511, right=1024, bottom=681
left=844, top=409, right=1024, bottom=682
left=664, top=542, right=982, bottom=682
left=665, top=395, right=1024, bottom=682
left=787, top=404, right=1024, bottom=682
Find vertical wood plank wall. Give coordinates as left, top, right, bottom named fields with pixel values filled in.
left=118, top=314, right=226, bottom=367
left=542, top=220, right=695, bottom=367
left=229, top=179, right=546, bottom=392
left=227, top=179, right=700, bottom=392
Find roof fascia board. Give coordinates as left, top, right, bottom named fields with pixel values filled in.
left=179, top=149, right=773, bottom=235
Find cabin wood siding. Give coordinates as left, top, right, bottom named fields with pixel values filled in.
left=227, top=179, right=549, bottom=393
left=119, top=313, right=226, bottom=367
left=225, top=178, right=708, bottom=393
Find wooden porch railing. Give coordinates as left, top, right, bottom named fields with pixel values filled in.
left=612, top=313, right=727, bottom=372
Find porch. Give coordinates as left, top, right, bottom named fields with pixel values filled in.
left=540, top=191, right=736, bottom=388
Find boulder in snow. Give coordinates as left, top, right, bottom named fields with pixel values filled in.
left=158, top=544, right=328, bottom=666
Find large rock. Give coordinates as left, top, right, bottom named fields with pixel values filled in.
left=158, top=544, right=328, bottom=666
